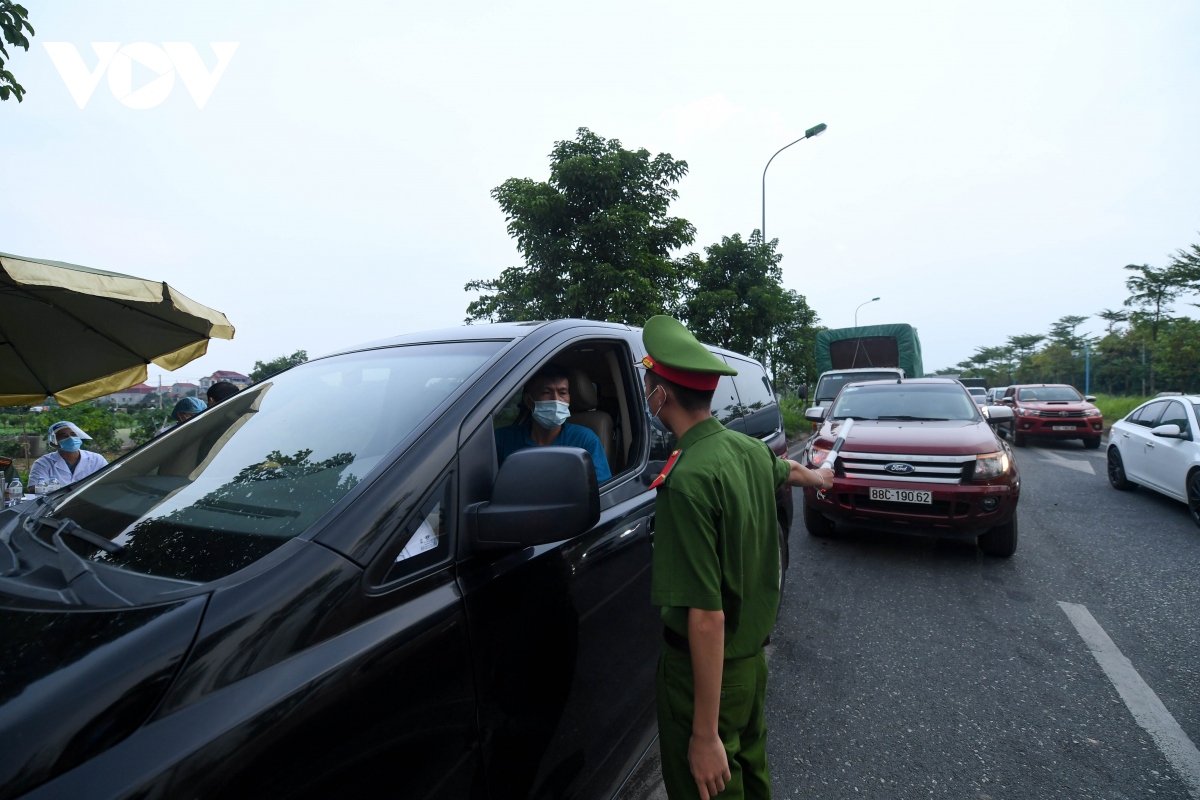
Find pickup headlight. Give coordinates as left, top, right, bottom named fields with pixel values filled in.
left=1084, top=408, right=1102, bottom=417
left=973, top=451, right=1011, bottom=480
left=1015, top=407, right=1031, bottom=417
left=809, top=446, right=831, bottom=467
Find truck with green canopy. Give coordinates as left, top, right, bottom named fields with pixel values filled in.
left=807, top=324, right=924, bottom=408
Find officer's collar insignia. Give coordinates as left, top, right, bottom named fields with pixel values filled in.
left=649, top=449, right=682, bottom=490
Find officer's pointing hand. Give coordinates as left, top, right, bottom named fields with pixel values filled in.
left=689, top=732, right=731, bottom=800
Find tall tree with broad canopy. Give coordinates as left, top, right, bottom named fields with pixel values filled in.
left=0, top=1, right=34, bottom=102
left=681, top=231, right=820, bottom=390
left=466, top=128, right=695, bottom=324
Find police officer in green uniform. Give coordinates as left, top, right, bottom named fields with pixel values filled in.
left=641, top=316, right=834, bottom=800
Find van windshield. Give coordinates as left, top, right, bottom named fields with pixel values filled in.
left=815, top=371, right=901, bottom=402
left=46, top=342, right=502, bottom=584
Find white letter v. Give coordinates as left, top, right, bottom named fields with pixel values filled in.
left=43, top=43, right=120, bottom=109
left=164, top=43, right=239, bottom=109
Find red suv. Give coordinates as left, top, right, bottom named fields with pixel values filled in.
left=802, top=379, right=1020, bottom=556
left=1000, top=383, right=1103, bottom=449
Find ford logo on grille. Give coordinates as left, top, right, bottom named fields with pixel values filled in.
left=885, top=463, right=915, bottom=474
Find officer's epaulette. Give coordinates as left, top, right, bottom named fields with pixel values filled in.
left=649, top=449, right=682, bottom=490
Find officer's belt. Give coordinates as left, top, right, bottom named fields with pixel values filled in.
left=663, top=626, right=770, bottom=653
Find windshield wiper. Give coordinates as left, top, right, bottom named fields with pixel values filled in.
left=873, top=415, right=951, bottom=421
left=45, top=518, right=132, bottom=606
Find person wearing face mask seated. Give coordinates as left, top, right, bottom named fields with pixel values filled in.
left=28, top=421, right=108, bottom=488
left=495, top=363, right=612, bottom=483
left=157, top=396, right=207, bottom=435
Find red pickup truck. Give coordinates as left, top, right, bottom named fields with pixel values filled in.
left=998, top=384, right=1103, bottom=448
left=802, top=378, right=1020, bottom=556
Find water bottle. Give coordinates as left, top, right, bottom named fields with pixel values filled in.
left=7, top=478, right=22, bottom=505
left=48, top=477, right=60, bottom=494
left=36, top=478, right=47, bottom=496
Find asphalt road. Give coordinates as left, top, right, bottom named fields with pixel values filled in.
left=620, top=436, right=1200, bottom=799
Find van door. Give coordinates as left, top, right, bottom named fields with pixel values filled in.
left=457, top=334, right=660, bottom=800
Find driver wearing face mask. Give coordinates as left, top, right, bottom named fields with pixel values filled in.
left=27, top=421, right=109, bottom=488
left=495, top=363, right=612, bottom=483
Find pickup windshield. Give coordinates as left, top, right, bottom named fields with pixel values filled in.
left=1017, top=387, right=1082, bottom=402
left=44, top=342, right=502, bottom=584
left=830, top=383, right=980, bottom=421
left=815, top=371, right=901, bottom=402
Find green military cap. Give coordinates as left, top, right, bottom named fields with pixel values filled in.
left=640, top=315, right=737, bottom=390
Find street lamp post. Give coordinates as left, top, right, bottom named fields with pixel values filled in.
left=854, top=297, right=880, bottom=327
left=761, top=123, right=827, bottom=242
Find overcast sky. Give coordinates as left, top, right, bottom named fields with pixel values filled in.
left=3, top=0, right=1198, bottom=385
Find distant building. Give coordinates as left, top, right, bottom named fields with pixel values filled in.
left=104, top=384, right=157, bottom=405
left=168, top=382, right=200, bottom=397
left=199, top=371, right=252, bottom=393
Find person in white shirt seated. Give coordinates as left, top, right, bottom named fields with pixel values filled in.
left=28, top=421, right=107, bottom=488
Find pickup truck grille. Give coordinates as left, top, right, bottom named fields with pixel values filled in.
left=838, top=451, right=977, bottom=484
left=1027, top=408, right=1087, bottom=417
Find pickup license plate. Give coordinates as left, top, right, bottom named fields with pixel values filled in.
left=1051, top=425, right=1075, bottom=431
left=869, top=487, right=932, bottom=504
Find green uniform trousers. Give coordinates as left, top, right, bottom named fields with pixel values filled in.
left=656, top=645, right=771, bottom=800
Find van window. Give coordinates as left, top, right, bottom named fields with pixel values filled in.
left=378, top=477, right=452, bottom=586
left=711, top=375, right=742, bottom=428
left=47, top=342, right=501, bottom=584
left=729, top=358, right=781, bottom=440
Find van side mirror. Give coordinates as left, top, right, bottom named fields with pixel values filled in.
left=985, top=405, right=1014, bottom=425
left=468, top=447, right=600, bottom=550
left=796, top=384, right=808, bottom=401
left=804, top=407, right=827, bottom=423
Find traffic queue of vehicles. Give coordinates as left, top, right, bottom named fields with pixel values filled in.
left=997, top=384, right=1104, bottom=449
left=0, top=319, right=792, bottom=800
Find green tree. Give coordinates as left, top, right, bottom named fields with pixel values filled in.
left=680, top=231, right=821, bottom=390
left=0, top=1, right=33, bottom=102
left=465, top=128, right=695, bottom=324
left=1097, top=308, right=1128, bottom=335
left=250, top=350, right=308, bottom=383
left=1123, top=263, right=1182, bottom=342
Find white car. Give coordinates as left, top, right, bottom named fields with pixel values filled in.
left=1106, top=395, right=1200, bottom=526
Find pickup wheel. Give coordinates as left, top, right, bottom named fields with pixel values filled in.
left=1012, top=429, right=1027, bottom=447
left=978, top=515, right=1018, bottom=557
left=1083, top=436, right=1101, bottom=450
left=1107, top=447, right=1135, bottom=490
left=803, top=498, right=835, bottom=538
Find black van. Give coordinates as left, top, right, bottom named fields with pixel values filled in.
left=0, top=319, right=791, bottom=800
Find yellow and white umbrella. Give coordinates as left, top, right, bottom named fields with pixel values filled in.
left=0, top=251, right=235, bottom=406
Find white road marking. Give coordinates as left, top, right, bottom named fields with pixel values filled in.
left=1058, top=602, right=1200, bottom=798
left=1036, top=449, right=1096, bottom=474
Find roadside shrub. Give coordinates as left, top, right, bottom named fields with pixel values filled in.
left=1091, top=393, right=1151, bottom=424
left=779, top=396, right=812, bottom=440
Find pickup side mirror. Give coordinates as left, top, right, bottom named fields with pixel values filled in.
left=985, top=405, right=1014, bottom=425
left=1000, top=397, right=1015, bottom=404
left=1085, top=395, right=1097, bottom=403
left=796, top=384, right=808, bottom=401
left=804, top=407, right=827, bottom=423
left=469, top=447, right=600, bottom=550
left=1151, top=423, right=1189, bottom=440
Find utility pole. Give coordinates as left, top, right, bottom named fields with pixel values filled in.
left=158, top=376, right=163, bottom=410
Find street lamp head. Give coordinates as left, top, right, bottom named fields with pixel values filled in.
left=871, top=296, right=880, bottom=302
left=805, top=123, right=828, bottom=139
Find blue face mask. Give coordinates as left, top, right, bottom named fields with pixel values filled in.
left=532, top=400, right=571, bottom=430
left=57, top=436, right=83, bottom=453
left=645, top=385, right=670, bottom=434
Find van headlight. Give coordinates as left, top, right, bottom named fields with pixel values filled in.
left=973, top=451, right=1010, bottom=480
